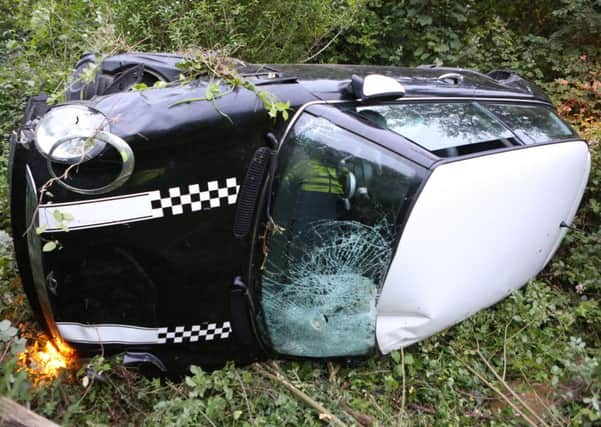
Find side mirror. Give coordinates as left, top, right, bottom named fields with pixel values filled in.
left=351, top=74, right=405, bottom=101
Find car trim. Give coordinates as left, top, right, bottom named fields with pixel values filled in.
left=432, top=137, right=587, bottom=168
left=25, top=166, right=61, bottom=341
left=56, top=321, right=232, bottom=345
left=37, top=177, right=240, bottom=232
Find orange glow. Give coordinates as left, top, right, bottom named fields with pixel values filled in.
left=19, top=335, right=77, bottom=384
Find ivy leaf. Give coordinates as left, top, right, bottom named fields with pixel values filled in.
left=35, top=225, right=47, bottom=234
left=43, top=241, right=57, bottom=252
left=10, top=337, right=26, bottom=355
left=0, top=324, right=18, bottom=340
left=132, top=82, right=149, bottom=91
left=205, top=82, right=222, bottom=101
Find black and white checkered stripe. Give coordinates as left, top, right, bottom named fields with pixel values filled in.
left=56, top=321, right=233, bottom=345
left=157, top=321, right=232, bottom=344
left=149, top=178, right=239, bottom=218
left=38, top=177, right=239, bottom=232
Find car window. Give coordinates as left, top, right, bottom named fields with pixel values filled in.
left=358, top=102, right=516, bottom=155
left=484, top=103, right=575, bottom=143
left=259, top=113, right=423, bottom=357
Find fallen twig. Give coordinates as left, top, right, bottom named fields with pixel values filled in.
left=400, top=346, right=406, bottom=416
left=518, top=368, right=567, bottom=426
left=235, top=370, right=255, bottom=424
left=327, top=361, right=339, bottom=383
left=341, top=402, right=375, bottom=427
left=0, top=397, right=59, bottom=427
left=463, top=362, right=538, bottom=427
left=409, top=402, right=436, bottom=414
left=252, top=363, right=346, bottom=427
left=476, top=347, right=550, bottom=427
left=502, top=322, right=509, bottom=381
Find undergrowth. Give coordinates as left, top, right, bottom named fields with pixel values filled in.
left=1, top=1, right=600, bottom=425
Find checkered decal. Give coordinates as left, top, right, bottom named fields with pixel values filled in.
left=149, top=178, right=239, bottom=218
left=157, top=321, right=232, bottom=344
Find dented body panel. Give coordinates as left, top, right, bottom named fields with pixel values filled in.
left=376, top=141, right=591, bottom=352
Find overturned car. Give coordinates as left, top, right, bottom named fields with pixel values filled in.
left=8, top=53, right=591, bottom=372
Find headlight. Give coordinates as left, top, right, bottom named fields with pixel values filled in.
left=35, top=105, right=109, bottom=163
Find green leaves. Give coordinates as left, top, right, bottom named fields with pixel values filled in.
left=416, top=15, right=432, bottom=26
left=171, top=50, right=291, bottom=121
left=42, top=240, right=58, bottom=252
left=52, top=209, right=73, bottom=232
left=0, top=319, right=26, bottom=358
left=256, top=90, right=291, bottom=120
left=0, top=319, right=17, bottom=340
left=131, top=82, right=149, bottom=91
left=204, top=82, right=222, bottom=101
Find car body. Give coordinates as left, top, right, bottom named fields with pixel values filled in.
left=8, top=53, right=590, bottom=372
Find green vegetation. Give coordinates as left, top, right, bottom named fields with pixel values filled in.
left=1, top=0, right=600, bottom=425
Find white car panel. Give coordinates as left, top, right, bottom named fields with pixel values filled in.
left=376, top=141, right=591, bottom=353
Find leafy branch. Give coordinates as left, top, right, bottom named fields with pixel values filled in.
left=169, top=50, right=290, bottom=121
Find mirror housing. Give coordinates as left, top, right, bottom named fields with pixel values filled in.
left=351, top=74, right=406, bottom=101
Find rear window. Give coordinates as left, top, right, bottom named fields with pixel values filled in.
left=354, top=101, right=575, bottom=157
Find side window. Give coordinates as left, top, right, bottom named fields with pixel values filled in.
left=356, top=102, right=519, bottom=157
left=485, top=103, right=575, bottom=143
left=259, top=113, right=423, bottom=357
left=363, top=103, right=514, bottom=152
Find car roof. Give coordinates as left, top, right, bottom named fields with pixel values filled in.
left=95, top=52, right=551, bottom=103
left=86, top=53, right=554, bottom=149
left=267, top=64, right=551, bottom=102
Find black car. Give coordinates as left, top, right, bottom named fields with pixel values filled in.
left=8, top=52, right=590, bottom=372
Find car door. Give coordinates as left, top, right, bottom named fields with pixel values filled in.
left=252, top=105, right=429, bottom=357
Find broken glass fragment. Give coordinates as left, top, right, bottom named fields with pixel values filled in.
left=261, top=221, right=391, bottom=357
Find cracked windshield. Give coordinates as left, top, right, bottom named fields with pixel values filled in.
left=261, top=113, right=423, bottom=357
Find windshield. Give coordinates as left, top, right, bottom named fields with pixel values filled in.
left=259, top=113, right=424, bottom=357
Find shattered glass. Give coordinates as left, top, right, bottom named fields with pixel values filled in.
left=262, top=221, right=392, bottom=356
left=259, top=113, right=423, bottom=357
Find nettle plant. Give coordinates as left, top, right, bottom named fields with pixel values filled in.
left=0, top=318, right=29, bottom=401
left=134, top=49, right=291, bottom=121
